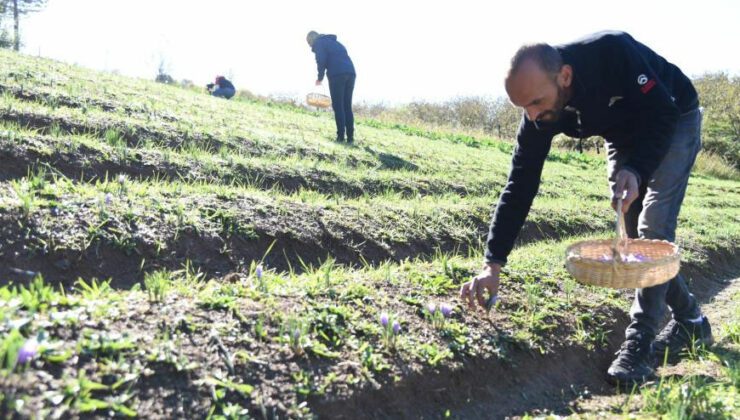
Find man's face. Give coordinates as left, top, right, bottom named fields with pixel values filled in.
left=506, top=60, right=572, bottom=126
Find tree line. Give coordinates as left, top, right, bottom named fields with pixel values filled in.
left=0, top=0, right=47, bottom=51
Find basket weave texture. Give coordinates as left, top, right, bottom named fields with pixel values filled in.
left=306, top=93, right=331, bottom=108
left=565, top=200, right=680, bottom=289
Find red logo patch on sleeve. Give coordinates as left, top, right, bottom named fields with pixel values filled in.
left=640, top=79, right=656, bottom=94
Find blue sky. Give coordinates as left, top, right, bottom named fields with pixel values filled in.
left=14, top=0, right=740, bottom=104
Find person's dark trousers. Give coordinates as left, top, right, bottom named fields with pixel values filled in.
left=606, top=108, right=703, bottom=342
left=212, top=87, right=235, bottom=99
left=328, top=73, right=355, bottom=142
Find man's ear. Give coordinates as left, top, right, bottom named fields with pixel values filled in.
left=559, top=64, right=573, bottom=88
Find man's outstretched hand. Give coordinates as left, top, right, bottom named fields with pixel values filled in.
left=460, top=263, right=501, bottom=311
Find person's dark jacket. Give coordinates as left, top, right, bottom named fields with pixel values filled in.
left=485, top=31, right=699, bottom=265
left=217, top=78, right=235, bottom=90
left=312, top=34, right=355, bottom=82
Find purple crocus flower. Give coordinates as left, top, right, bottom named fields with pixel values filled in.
left=440, top=303, right=453, bottom=318
left=624, top=253, right=649, bottom=263
left=17, top=338, right=38, bottom=364
left=392, top=321, right=401, bottom=334
left=427, top=302, right=437, bottom=314
left=256, top=264, right=263, bottom=280
left=104, top=193, right=113, bottom=206
left=292, top=329, right=301, bottom=341
left=380, top=313, right=389, bottom=327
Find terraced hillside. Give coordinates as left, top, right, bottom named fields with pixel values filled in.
left=1, top=49, right=739, bottom=419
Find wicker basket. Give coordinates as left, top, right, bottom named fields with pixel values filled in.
left=565, top=200, right=680, bottom=289
left=306, top=92, right=331, bottom=108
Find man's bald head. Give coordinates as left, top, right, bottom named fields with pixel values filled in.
left=507, top=43, right=563, bottom=81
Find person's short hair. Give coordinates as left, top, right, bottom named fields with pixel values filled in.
left=508, top=43, right=563, bottom=79
left=306, top=31, right=321, bottom=47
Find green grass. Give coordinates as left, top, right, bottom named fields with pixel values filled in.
left=0, top=48, right=739, bottom=419
left=639, top=365, right=739, bottom=419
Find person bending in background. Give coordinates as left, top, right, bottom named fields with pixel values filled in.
left=459, top=31, right=713, bottom=387
left=307, top=30, right=356, bottom=143
left=207, top=75, right=236, bottom=99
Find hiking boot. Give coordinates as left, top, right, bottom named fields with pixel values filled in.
left=606, top=338, right=655, bottom=387
left=653, top=315, right=713, bottom=363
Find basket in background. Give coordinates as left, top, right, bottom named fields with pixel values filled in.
left=306, top=92, right=331, bottom=108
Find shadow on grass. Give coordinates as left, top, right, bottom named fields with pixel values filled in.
left=361, top=146, right=419, bottom=171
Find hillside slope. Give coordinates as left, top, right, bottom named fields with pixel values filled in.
left=1, top=50, right=738, bottom=418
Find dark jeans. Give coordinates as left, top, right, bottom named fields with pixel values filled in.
left=212, top=86, right=235, bottom=99
left=328, top=73, right=355, bottom=141
left=606, top=108, right=703, bottom=342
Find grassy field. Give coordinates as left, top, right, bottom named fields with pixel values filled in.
left=0, top=49, right=738, bottom=419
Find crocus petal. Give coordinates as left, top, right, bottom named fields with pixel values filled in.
left=380, top=313, right=389, bottom=327
left=17, top=338, right=38, bottom=364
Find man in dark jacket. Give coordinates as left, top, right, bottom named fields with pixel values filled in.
left=459, top=31, right=713, bottom=386
left=307, top=30, right=356, bottom=143
left=208, top=75, right=235, bottom=99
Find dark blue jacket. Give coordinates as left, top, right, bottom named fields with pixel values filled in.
left=312, top=35, right=355, bottom=81
left=217, top=78, right=235, bottom=90
left=485, top=31, right=699, bottom=265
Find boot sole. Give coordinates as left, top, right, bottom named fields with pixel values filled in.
left=605, top=371, right=656, bottom=388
